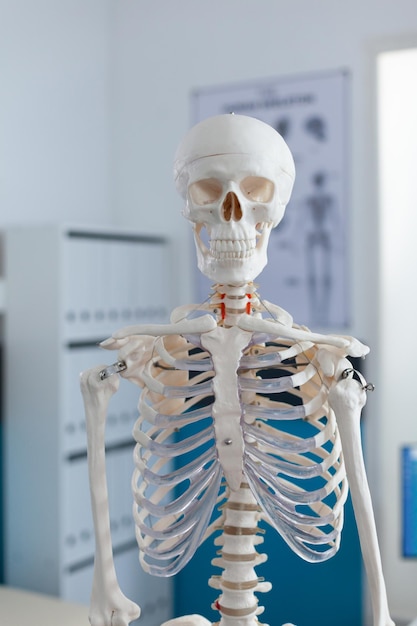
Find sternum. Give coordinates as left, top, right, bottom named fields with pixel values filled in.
left=200, top=325, right=252, bottom=492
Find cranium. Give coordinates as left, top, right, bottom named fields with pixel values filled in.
left=174, top=114, right=295, bottom=285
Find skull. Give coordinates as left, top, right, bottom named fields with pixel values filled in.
left=174, top=114, right=295, bottom=285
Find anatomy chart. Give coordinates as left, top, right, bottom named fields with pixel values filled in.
left=192, top=70, right=349, bottom=329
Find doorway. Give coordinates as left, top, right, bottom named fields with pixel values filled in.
left=377, top=46, right=417, bottom=625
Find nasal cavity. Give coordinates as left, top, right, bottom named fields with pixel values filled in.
left=222, top=192, right=242, bottom=221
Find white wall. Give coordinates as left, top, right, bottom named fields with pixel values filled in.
left=0, top=0, right=113, bottom=228
left=378, top=48, right=417, bottom=624
left=1, top=0, right=417, bottom=622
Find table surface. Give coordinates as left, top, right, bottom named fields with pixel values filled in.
left=0, top=586, right=89, bottom=626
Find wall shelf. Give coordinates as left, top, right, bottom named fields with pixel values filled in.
left=3, top=224, right=173, bottom=625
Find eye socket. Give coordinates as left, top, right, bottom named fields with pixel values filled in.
left=240, top=176, right=274, bottom=202
left=188, top=178, right=223, bottom=205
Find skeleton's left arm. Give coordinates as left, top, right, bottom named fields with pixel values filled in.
left=320, top=351, right=395, bottom=626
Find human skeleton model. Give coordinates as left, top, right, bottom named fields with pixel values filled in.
left=81, top=114, right=394, bottom=626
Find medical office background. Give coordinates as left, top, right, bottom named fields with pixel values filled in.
left=0, top=1, right=417, bottom=625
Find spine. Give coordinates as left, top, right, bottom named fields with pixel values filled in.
left=208, top=483, right=272, bottom=626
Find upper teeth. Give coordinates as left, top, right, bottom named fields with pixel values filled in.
left=210, top=238, right=256, bottom=258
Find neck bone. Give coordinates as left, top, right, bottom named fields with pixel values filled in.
left=210, top=283, right=260, bottom=326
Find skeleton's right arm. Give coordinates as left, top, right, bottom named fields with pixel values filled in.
left=80, top=329, right=162, bottom=625
left=80, top=365, right=140, bottom=626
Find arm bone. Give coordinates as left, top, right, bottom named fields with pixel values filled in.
left=328, top=367, right=394, bottom=626
left=80, top=366, right=140, bottom=626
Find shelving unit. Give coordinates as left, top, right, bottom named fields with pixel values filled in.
left=4, top=225, right=173, bottom=625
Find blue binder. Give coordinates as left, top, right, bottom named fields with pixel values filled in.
left=403, top=445, right=417, bottom=558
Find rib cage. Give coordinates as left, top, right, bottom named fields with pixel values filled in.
left=132, top=330, right=348, bottom=576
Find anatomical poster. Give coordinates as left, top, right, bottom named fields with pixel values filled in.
left=192, top=69, right=349, bottom=329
